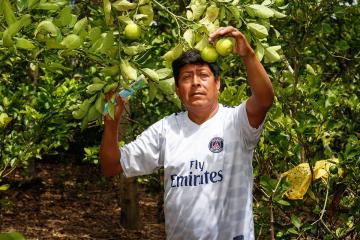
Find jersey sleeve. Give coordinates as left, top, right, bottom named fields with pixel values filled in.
left=233, top=100, right=265, bottom=150
left=120, top=119, right=164, bottom=177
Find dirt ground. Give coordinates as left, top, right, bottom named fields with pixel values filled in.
left=0, top=159, right=165, bottom=240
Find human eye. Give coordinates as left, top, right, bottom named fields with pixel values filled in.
left=182, top=74, right=191, bottom=81
left=200, top=72, right=210, bottom=78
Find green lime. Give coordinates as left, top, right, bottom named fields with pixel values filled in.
left=200, top=46, right=218, bottom=62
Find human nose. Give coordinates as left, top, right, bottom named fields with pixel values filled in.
left=191, top=74, right=201, bottom=86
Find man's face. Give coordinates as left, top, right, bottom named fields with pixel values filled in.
left=176, top=64, right=220, bottom=112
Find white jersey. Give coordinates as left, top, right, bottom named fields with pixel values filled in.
left=120, top=101, right=264, bottom=240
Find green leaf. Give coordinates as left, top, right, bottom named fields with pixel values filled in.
left=225, top=6, right=239, bottom=21
left=86, top=83, right=106, bottom=94
left=45, top=39, right=63, bottom=49
left=248, top=22, right=268, bottom=39
left=158, top=78, right=175, bottom=95
left=86, top=104, right=100, bottom=122
left=156, top=68, right=172, bottom=79
left=101, top=65, right=119, bottom=76
left=0, top=113, right=12, bottom=128
left=117, top=16, right=133, bottom=25
left=55, top=5, right=72, bottom=27
left=35, top=3, right=61, bottom=11
left=190, top=0, right=207, bottom=20
left=306, top=64, right=316, bottom=75
left=276, top=199, right=291, bottom=206
left=204, top=5, right=219, bottom=22
left=15, top=0, right=28, bottom=12
left=148, top=82, right=158, bottom=101
left=28, top=0, right=40, bottom=9
left=81, top=114, right=89, bottom=130
left=103, top=0, right=113, bottom=26
left=123, top=44, right=147, bottom=56
left=335, top=40, right=350, bottom=51
left=61, top=34, right=82, bottom=50
left=101, top=32, right=114, bottom=52
left=261, top=0, right=272, bottom=6
left=0, top=184, right=10, bottom=191
left=73, top=17, right=88, bottom=34
left=255, top=43, right=264, bottom=61
left=245, top=4, right=274, bottom=18
left=194, top=36, right=208, bottom=51
left=15, top=38, right=36, bottom=49
left=183, top=29, right=195, bottom=47
left=84, top=147, right=92, bottom=155
left=2, top=14, right=32, bottom=47
left=291, top=215, right=301, bottom=229
left=120, top=59, right=137, bottom=80
left=3, top=0, right=17, bottom=25
left=273, top=10, right=287, bottom=18
left=0, top=232, right=26, bottom=240
left=173, top=44, right=184, bottom=59
left=108, top=101, right=115, bottom=120
left=142, top=68, right=159, bottom=82
left=35, top=20, right=59, bottom=37
left=139, top=4, right=154, bottom=26
left=95, top=93, right=105, bottom=114
left=287, top=227, right=298, bottom=234
left=2, top=97, right=10, bottom=107
left=112, top=0, right=137, bottom=11
left=73, top=96, right=96, bottom=120
left=104, top=82, right=119, bottom=93
left=88, top=27, right=102, bottom=44
left=72, top=109, right=87, bottom=120
left=264, top=46, right=281, bottom=63
left=134, top=14, right=148, bottom=21
left=162, top=44, right=183, bottom=67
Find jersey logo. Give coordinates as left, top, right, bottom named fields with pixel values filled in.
left=208, top=137, right=224, bottom=153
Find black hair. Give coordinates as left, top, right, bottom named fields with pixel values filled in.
left=172, top=49, right=220, bottom=86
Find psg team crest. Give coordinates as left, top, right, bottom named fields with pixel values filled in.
left=208, top=137, right=224, bottom=153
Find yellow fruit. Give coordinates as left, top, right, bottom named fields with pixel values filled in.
left=124, top=23, right=141, bottom=40
left=274, top=0, right=284, bottom=6
left=200, top=46, right=218, bottom=62
left=215, top=38, right=233, bottom=56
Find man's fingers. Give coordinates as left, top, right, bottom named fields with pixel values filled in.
left=208, top=26, right=243, bottom=43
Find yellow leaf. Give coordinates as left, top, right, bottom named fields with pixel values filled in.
left=281, top=163, right=311, bottom=200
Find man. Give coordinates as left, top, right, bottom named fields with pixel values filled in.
left=100, top=26, right=274, bottom=240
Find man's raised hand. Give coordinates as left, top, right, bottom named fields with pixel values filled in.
left=104, top=91, right=125, bottom=127
left=208, top=26, right=254, bottom=58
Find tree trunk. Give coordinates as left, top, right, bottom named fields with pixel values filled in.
left=118, top=102, right=141, bottom=229
left=119, top=175, right=140, bottom=229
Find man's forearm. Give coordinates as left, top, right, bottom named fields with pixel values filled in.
left=242, top=51, right=274, bottom=109
left=100, top=124, right=122, bottom=176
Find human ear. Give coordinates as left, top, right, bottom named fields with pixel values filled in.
left=216, top=77, right=221, bottom=91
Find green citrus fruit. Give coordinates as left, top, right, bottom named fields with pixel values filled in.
left=124, top=23, right=141, bottom=40
left=274, top=0, right=284, bottom=6
left=215, top=38, right=233, bottom=56
left=329, top=165, right=338, bottom=175
left=200, top=46, right=218, bottom=62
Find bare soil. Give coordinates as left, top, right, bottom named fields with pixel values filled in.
left=0, top=160, right=165, bottom=240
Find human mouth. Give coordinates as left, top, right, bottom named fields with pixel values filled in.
left=191, top=92, right=205, bottom=96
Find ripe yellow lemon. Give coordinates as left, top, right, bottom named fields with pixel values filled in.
left=124, top=23, right=141, bottom=40
left=200, top=46, right=218, bottom=62
left=215, top=38, right=233, bottom=56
